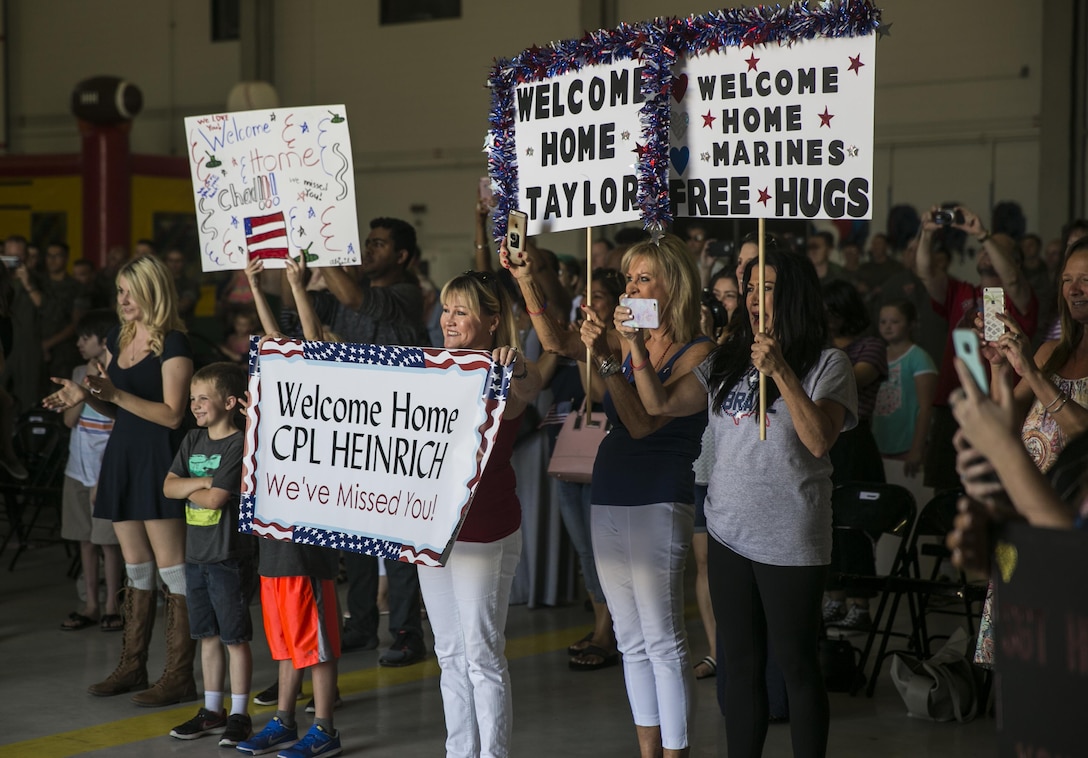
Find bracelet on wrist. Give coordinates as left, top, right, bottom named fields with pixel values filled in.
left=525, top=301, right=548, bottom=317
left=1044, top=391, right=1066, bottom=412
left=1051, top=394, right=1070, bottom=414
left=630, top=356, right=648, bottom=372
left=512, top=366, right=528, bottom=380
left=977, top=230, right=991, bottom=243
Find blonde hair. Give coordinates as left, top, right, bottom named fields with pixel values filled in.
left=620, top=233, right=702, bottom=344
left=440, top=272, right=520, bottom=351
left=116, top=255, right=186, bottom=356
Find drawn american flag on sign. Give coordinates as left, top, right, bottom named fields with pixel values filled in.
left=239, top=337, right=509, bottom=567
left=244, top=212, right=290, bottom=260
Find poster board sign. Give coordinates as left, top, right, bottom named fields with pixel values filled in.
left=670, top=35, right=876, bottom=220
left=513, top=59, right=645, bottom=234
left=239, top=338, right=509, bottom=566
left=185, top=105, right=361, bottom=272
left=486, top=1, right=882, bottom=239
left=994, top=522, right=1088, bottom=757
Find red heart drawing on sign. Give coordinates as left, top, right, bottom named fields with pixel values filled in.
left=672, top=74, right=688, bottom=103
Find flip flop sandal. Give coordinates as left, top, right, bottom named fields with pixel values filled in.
left=694, top=655, right=717, bottom=680
left=99, top=614, right=124, bottom=632
left=566, top=631, right=595, bottom=656
left=568, top=644, right=620, bottom=671
left=60, top=612, right=98, bottom=631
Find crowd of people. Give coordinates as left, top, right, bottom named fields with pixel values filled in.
left=5, top=194, right=1088, bottom=758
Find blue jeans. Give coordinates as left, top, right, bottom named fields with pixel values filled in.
left=556, top=479, right=605, bottom=603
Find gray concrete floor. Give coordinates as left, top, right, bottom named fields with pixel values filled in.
left=0, top=541, right=997, bottom=756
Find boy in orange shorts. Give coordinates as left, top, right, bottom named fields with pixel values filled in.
left=236, top=534, right=342, bottom=756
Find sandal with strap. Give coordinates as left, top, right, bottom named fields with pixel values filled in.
left=100, top=614, right=124, bottom=632
left=569, top=644, right=620, bottom=671
left=566, top=631, right=595, bottom=656
left=61, top=611, right=98, bottom=631
left=694, top=655, right=717, bottom=680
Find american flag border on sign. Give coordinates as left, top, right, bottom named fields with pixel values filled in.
left=239, top=336, right=509, bottom=566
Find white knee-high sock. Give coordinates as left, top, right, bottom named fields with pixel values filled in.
left=159, top=564, right=187, bottom=595
left=126, top=561, right=156, bottom=591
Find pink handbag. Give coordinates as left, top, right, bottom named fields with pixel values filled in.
left=547, top=401, right=609, bottom=484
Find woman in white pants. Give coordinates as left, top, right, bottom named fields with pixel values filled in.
left=418, top=270, right=541, bottom=757
left=508, top=234, right=711, bottom=757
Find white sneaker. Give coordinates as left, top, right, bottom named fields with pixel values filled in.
left=838, top=605, right=872, bottom=631
left=822, top=600, right=846, bottom=624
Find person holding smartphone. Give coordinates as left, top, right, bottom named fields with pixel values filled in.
left=625, top=248, right=857, bottom=758
left=984, top=237, right=1088, bottom=466
left=968, top=235, right=1088, bottom=669
left=914, top=203, right=1038, bottom=491
left=503, top=233, right=712, bottom=758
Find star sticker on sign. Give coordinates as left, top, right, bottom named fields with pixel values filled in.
left=621, top=130, right=630, bottom=140
left=848, top=54, right=864, bottom=74
left=818, top=107, right=834, bottom=128
left=700, top=152, right=710, bottom=162
left=702, top=110, right=716, bottom=129
left=847, top=145, right=859, bottom=157
left=526, top=147, right=534, bottom=156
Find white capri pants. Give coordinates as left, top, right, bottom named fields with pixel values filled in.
left=418, top=529, right=522, bottom=758
left=592, top=501, right=695, bottom=750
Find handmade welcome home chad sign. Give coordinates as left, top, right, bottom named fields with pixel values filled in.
left=184, top=105, right=360, bottom=271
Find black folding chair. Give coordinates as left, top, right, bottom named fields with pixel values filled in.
left=894, top=490, right=988, bottom=658
left=0, top=408, right=70, bottom=570
left=827, top=482, right=916, bottom=696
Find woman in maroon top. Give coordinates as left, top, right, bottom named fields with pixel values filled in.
left=417, top=271, right=541, bottom=758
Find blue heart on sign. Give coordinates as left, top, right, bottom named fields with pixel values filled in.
left=670, top=146, right=690, bottom=175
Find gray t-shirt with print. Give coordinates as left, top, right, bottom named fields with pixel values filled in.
left=171, top=428, right=249, bottom=564
left=694, top=348, right=858, bottom=566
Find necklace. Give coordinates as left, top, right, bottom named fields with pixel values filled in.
left=652, top=339, right=675, bottom=371
left=128, top=335, right=146, bottom=365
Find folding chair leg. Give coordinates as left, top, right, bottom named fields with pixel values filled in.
left=864, top=586, right=908, bottom=698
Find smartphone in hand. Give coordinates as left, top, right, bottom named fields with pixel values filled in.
left=620, top=297, right=660, bottom=329
left=506, top=210, right=528, bottom=266
left=982, top=287, right=1005, bottom=343
left=953, top=328, right=989, bottom=394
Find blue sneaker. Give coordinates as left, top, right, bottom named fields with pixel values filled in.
left=276, top=724, right=341, bottom=758
left=235, top=716, right=298, bottom=755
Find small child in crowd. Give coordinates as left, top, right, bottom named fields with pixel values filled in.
left=872, top=299, right=938, bottom=506
left=166, top=361, right=256, bottom=747
left=59, top=309, right=123, bottom=632
left=220, top=307, right=263, bottom=363
left=237, top=255, right=343, bottom=757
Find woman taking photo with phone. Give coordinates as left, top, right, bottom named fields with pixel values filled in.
left=969, top=235, right=1088, bottom=667
left=625, top=248, right=856, bottom=758
left=504, top=233, right=712, bottom=758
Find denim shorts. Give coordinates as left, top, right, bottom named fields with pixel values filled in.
left=186, top=557, right=257, bottom=645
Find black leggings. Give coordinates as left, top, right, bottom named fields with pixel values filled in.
left=708, top=537, right=830, bottom=758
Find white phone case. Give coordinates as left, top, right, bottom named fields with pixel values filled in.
left=982, top=287, right=1005, bottom=342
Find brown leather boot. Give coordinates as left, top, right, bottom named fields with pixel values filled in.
left=131, top=591, right=198, bottom=707
left=87, top=586, right=156, bottom=697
